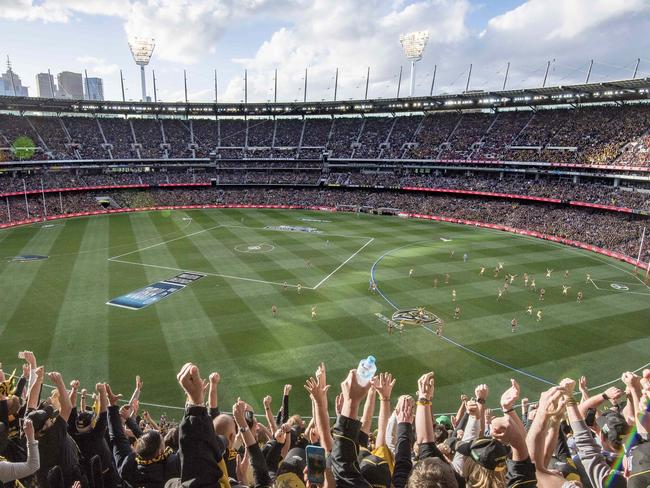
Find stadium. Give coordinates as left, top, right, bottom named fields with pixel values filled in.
left=0, top=2, right=649, bottom=487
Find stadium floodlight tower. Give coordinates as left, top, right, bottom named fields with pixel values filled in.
left=128, top=37, right=155, bottom=102
left=399, top=31, right=429, bottom=97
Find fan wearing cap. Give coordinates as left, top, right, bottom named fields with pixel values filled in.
left=106, top=380, right=180, bottom=487
left=25, top=370, right=84, bottom=488
left=70, top=382, right=120, bottom=488
left=562, top=378, right=627, bottom=488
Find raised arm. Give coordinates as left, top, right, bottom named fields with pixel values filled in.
left=234, top=398, right=271, bottom=488
left=304, top=362, right=333, bottom=452
left=392, top=395, right=414, bottom=488
left=208, top=372, right=221, bottom=418
left=26, top=366, right=44, bottom=412
left=177, top=363, right=224, bottom=486
left=415, top=372, right=435, bottom=445
left=621, top=371, right=647, bottom=436
left=129, top=375, right=142, bottom=407
left=262, top=395, right=277, bottom=433
left=372, top=372, right=396, bottom=448
left=561, top=378, right=624, bottom=488
left=330, top=369, right=372, bottom=488
left=360, top=388, right=377, bottom=436
left=578, top=386, right=622, bottom=417
left=68, top=380, right=80, bottom=409
left=47, top=372, right=72, bottom=421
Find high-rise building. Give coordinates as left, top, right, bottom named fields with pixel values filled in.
left=1, top=58, right=29, bottom=97
left=57, top=71, right=83, bottom=99
left=84, top=77, right=104, bottom=101
left=36, top=72, right=56, bottom=98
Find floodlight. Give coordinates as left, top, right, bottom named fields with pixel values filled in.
left=399, top=31, right=429, bottom=97
left=400, top=31, right=429, bottom=60
left=128, top=37, right=155, bottom=102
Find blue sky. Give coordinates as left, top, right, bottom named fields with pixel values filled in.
left=2, top=0, right=650, bottom=102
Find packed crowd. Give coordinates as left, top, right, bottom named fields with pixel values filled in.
left=3, top=104, right=650, bottom=165
left=2, top=187, right=648, bottom=261
left=0, top=349, right=648, bottom=488
left=1, top=171, right=648, bottom=211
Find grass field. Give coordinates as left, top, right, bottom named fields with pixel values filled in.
left=0, top=208, right=648, bottom=417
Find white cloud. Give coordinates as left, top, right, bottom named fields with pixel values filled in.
left=488, top=0, right=648, bottom=41
left=76, top=56, right=120, bottom=76
left=224, top=0, right=471, bottom=101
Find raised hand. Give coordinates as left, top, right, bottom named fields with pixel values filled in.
left=105, top=383, right=122, bottom=406
left=604, top=386, right=623, bottom=402
left=22, top=418, right=35, bottom=442
left=475, top=384, right=489, bottom=401
left=47, top=372, right=64, bottom=386
left=177, top=363, right=205, bottom=405
left=232, top=398, right=247, bottom=428
left=20, top=351, right=37, bottom=369
left=558, top=378, right=576, bottom=397
left=395, top=395, right=414, bottom=423
left=417, top=372, right=435, bottom=401
left=236, top=449, right=250, bottom=485
left=466, top=399, right=479, bottom=417
left=340, top=369, right=371, bottom=404
left=135, top=375, right=143, bottom=390
left=621, top=372, right=641, bottom=389
left=69, top=380, right=80, bottom=390
left=334, top=393, right=343, bottom=416
left=274, top=426, right=287, bottom=444
left=371, top=372, right=396, bottom=400
left=209, top=372, right=221, bottom=385
left=500, top=378, right=520, bottom=411
left=579, top=375, right=588, bottom=391
left=304, top=375, right=330, bottom=405
left=283, top=384, right=292, bottom=396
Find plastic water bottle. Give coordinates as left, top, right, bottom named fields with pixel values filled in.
left=356, top=356, right=377, bottom=386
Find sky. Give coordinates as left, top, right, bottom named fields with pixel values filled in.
left=1, top=0, right=650, bottom=103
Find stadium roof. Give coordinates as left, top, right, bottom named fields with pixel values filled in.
left=1, top=78, right=650, bottom=117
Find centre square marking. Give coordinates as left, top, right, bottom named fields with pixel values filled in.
left=108, top=224, right=374, bottom=290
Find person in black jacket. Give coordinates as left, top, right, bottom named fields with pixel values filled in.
left=105, top=383, right=179, bottom=488
left=165, top=362, right=227, bottom=488
left=69, top=383, right=119, bottom=488
left=330, top=369, right=373, bottom=488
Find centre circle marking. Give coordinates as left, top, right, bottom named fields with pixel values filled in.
left=234, top=243, right=275, bottom=254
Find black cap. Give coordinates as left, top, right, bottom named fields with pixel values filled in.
left=596, top=411, right=630, bottom=447
left=628, top=442, right=650, bottom=488
left=457, top=437, right=511, bottom=471
left=76, top=411, right=94, bottom=430
left=359, top=454, right=391, bottom=488
left=279, top=447, right=306, bottom=477
left=26, top=406, right=56, bottom=432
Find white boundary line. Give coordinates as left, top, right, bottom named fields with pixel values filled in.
left=313, top=238, right=375, bottom=289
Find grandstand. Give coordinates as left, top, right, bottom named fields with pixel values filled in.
left=0, top=77, right=649, bottom=488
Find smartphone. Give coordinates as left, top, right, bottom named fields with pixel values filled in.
left=18, top=351, right=25, bottom=359
left=245, top=410, right=255, bottom=428
left=305, top=445, right=326, bottom=485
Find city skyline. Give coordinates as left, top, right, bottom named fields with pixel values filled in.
left=1, top=1, right=650, bottom=103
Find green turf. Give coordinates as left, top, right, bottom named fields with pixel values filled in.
left=0, top=208, right=648, bottom=418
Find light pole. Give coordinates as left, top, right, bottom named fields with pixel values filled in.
left=128, top=37, right=155, bottom=102
left=399, top=31, right=429, bottom=97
